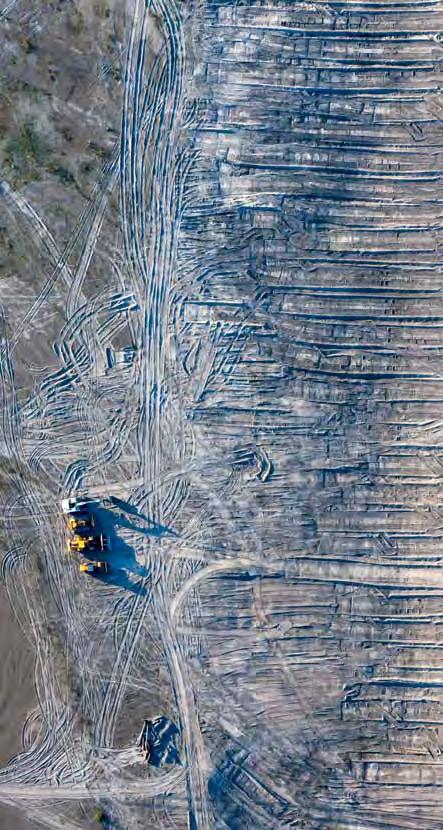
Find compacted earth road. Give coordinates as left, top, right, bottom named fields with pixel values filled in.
left=1, top=0, right=443, bottom=828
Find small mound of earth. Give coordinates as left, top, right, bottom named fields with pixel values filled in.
left=137, top=716, right=181, bottom=766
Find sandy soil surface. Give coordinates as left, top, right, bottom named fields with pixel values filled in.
left=0, top=587, right=34, bottom=767
left=0, top=587, right=36, bottom=830
left=0, top=803, right=39, bottom=830
left=1, top=0, right=443, bottom=829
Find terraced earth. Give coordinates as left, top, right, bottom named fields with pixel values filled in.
left=1, top=0, right=443, bottom=828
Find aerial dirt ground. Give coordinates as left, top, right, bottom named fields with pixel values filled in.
left=1, top=0, right=443, bottom=828
left=0, top=588, right=35, bottom=830
left=0, top=587, right=35, bottom=770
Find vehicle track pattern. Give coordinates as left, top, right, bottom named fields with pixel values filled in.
left=1, top=0, right=443, bottom=828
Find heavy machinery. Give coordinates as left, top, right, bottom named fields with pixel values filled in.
left=68, top=533, right=107, bottom=554
left=61, top=497, right=88, bottom=514
left=63, top=496, right=110, bottom=573
left=62, top=497, right=94, bottom=534
left=79, top=560, right=109, bottom=575
left=65, top=510, right=95, bottom=534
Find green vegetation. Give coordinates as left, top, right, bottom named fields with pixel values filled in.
left=66, top=6, right=85, bottom=36
left=19, top=35, right=37, bottom=54
left=1, top=79, right=46, bottom=106
left=88, top=140, right=111, bottom=160
left=0, top=121, right=79, bottom=190
left=1, top=123, right=49, bottom=185
left=47, top=163, right=76, bottom=186
left=93, top=0, right=110, bottom=17
left=110, top=64, right=121, bottom=82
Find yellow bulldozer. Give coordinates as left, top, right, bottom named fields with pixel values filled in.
left=62, top=497, right=95, bottom=534
left=65, top=511, right=94, bottom=534
left=68, top=533, right=107, bottom=554
left=63, top=496, right=110, bottom=573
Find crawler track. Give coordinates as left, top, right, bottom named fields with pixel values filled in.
left=1, top=0, right=443, bottom=828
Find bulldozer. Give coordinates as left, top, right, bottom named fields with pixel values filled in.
left=68, top=533, right=107, bottom=554
left=79, top=560, right=109, bottom=575
left=65, top=510, right=94, bottom=534
left=62, top=496, right=94, bottom=534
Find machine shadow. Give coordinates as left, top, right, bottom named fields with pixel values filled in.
left=89, top=503, right=152, bottom=595
left=103, top=496, right=176, bottom=537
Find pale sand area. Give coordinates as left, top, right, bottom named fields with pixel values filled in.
left=0, top=586, right=36, bottom=830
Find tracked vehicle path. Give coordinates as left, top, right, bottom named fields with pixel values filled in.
left=2, top=0, right=443, bottom=828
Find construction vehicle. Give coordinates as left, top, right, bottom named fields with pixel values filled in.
left=63, top=496, right=111, bottom=575
left=62, top=497, right=89, bottom=514
left=68, top=533, right=107, bottom=554
left=62, top=497, right=95, bottom=534
left=79, top=560, right=109, bottom=575
left=65, top=510, right=95, bottom=534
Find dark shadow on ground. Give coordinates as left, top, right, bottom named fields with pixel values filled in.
left=82, top=502, right=152, bottom=595
left=103, top=496, right=177, bottom=537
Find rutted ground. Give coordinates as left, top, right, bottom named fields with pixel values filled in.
left=1, top=0, right=443, bottom=828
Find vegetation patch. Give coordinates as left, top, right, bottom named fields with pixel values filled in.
left=0, top=123, right=50, bottom=186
